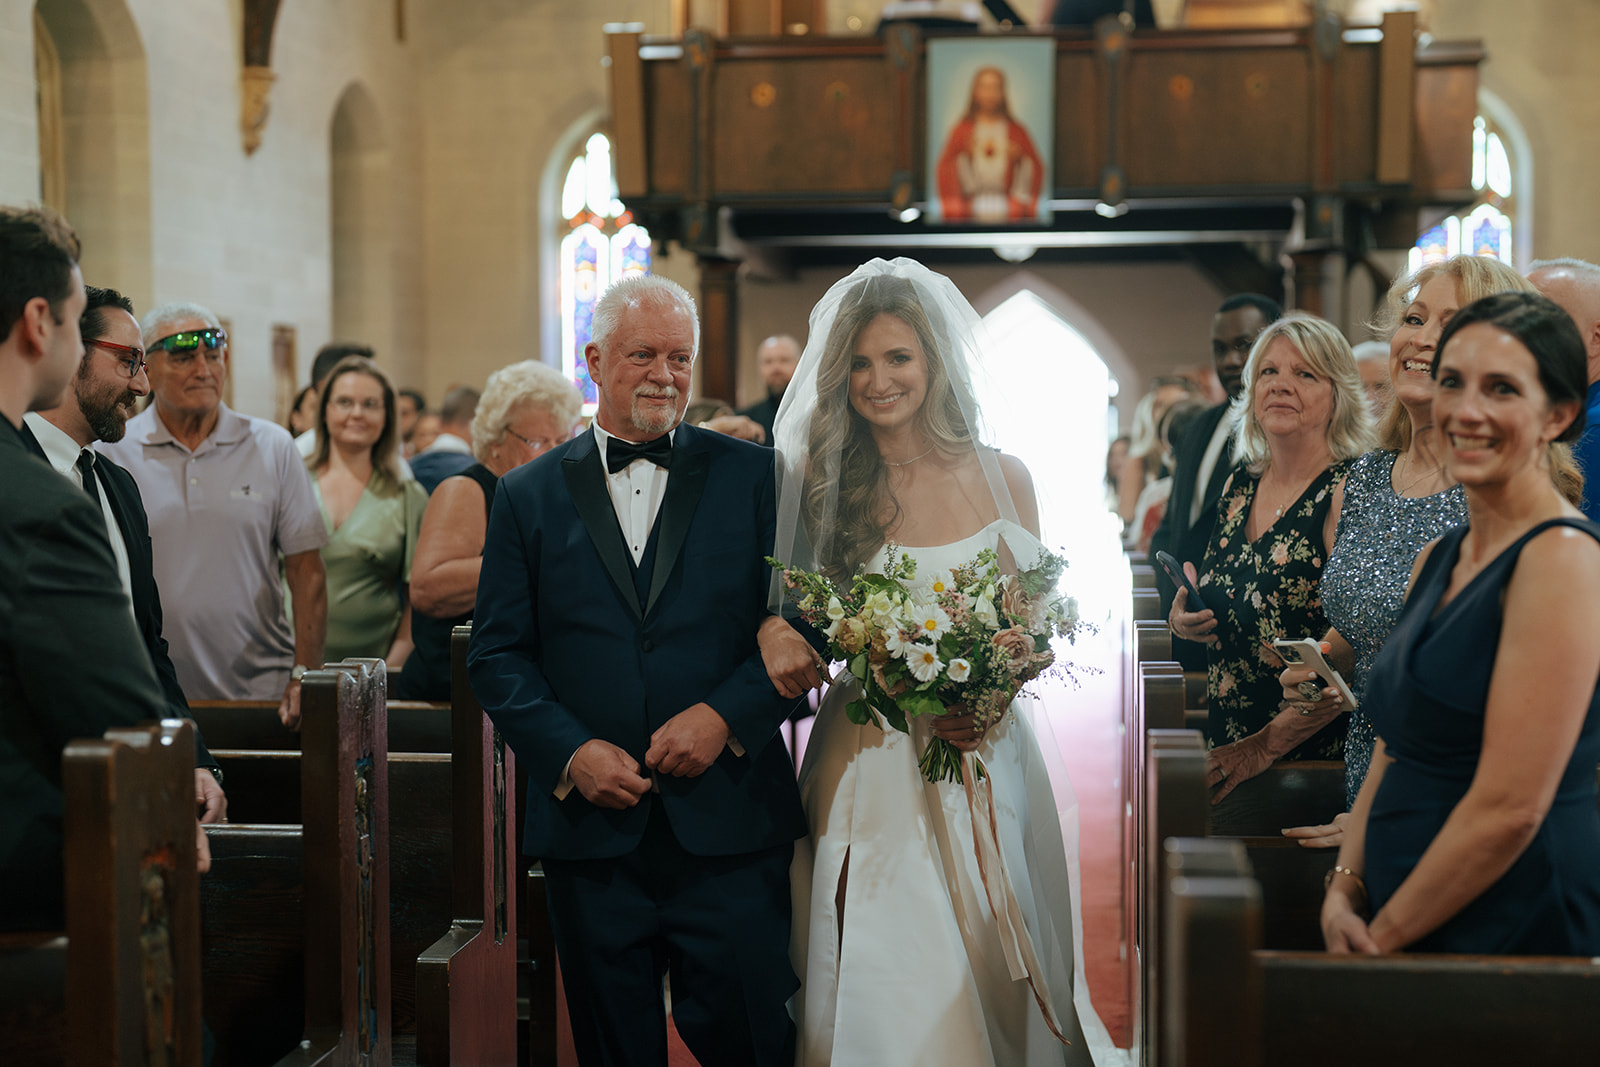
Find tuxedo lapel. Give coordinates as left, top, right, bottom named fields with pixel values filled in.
left=17, top=421, right=47, bottom=462
left=563, top=434, right=644, bottom=622
left=644, top=427, right=711, bottom=618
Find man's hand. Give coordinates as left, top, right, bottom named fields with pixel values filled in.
left=570, top=739, right=652, bottom=809
left=196, top=819, right=212, bottom=874
left=195, top=769, right=228, bottom=824
left=278, top=678, right=302, bottom=730
left=702, top=414, right=766, bottom=443
left=645, top=703, right=731, bottom=778
left=758, top=615, right=825, bottom=699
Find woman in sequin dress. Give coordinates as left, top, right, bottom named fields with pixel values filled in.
left=1279, top=256, right=1539, bottom=845
left=1168, top=314, right=1375, bottom=796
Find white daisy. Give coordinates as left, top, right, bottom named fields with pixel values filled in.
left=907, top=642, right=944, bottom=683
left=910, top=603, right=952, bottom=642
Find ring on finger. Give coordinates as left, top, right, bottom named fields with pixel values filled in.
left=1296, top=680, right=1324, bottom=703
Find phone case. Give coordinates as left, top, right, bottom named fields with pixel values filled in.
left=1272, top=638, right=1358, bottom=708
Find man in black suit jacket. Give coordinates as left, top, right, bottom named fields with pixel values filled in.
left=1149, top=293, right=1280, bottom=670
left=469, top=276, right=808, bottom=1066
left=0, top=206, right=184, bottom=930
left=735, top=334, right=800, bottom=444
left=21, top=285, right=226, bottom=821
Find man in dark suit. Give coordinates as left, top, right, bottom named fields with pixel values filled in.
left=469, top=275, right=807, bottom=1066
left=410, top=385, right=480, bottom=491
left=736, top=334, right=800, bottom=444
left=0, top=206, right=187, bottom=930
left=21, top=284, right=226, bottom=822
left=1149, top=292, right=1280, bottom=670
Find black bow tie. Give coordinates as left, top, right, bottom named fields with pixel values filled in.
left=607, top=434, right=673, bottom=474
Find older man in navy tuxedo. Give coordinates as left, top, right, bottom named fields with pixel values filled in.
left=469, top=274, right=808, bottom=1066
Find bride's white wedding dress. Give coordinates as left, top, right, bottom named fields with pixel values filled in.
left=790, top=519, right=1120, bottom=1067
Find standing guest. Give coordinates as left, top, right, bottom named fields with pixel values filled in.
left=308, top=356, right=427, bottom=666
left=1352, top=340, right=1391, bottom=418
left=469, top=274, right=808, bottom=1066
left=1117, top=375, right=1199, bottom=527
left=397, top=387, right=426, bottom=456
left=1168, top=313, right=1376, bottom=790
left=1281, top=254, right=1536, bottom=833
left=1324, top=291, right=1600, bottom=956
left=686, top=397, right=767, bottom=443
left=411, top=384, right=480, bottom=492
left=737, top=334, right=801, bottom=444
left=1150, top=293, right=1281, bottom=671
left=99, top=301, right=328, bottom=729
left=1104, top=434, right=1130, bottom=513
left=394, top=361, right=580, bottom=701
left=411, top=411, right=443, bottom=455
left=293, top=341, right=376, bottom=458
left=22, top=285, right=227, bottom=821
left=287, top=383, right=318, bottom=436
left=0, top=205, right=198, bottom=931
left=1527, top=258, right=1600, bottom=521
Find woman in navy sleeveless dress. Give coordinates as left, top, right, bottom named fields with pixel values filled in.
left=1323, top=291, right=1600, bottom=956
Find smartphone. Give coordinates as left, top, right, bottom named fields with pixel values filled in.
left=1271, top=638, right=1358, bottom=708
left=1154, top=550, right=1209, bottom=614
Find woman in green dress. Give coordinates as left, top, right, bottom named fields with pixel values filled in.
left=308, top=356, right=428, bottom=666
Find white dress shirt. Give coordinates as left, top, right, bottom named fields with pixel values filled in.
left=24, top=412, right=135, bottom=618
left=593, top=421, right=676, bottom=564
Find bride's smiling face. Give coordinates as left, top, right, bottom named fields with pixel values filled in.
left=849, top=312, right=929, bottom=432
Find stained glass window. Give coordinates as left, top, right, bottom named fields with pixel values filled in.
left=560, top=132, right=651, bottom=412
left=1410, top=114, right=1515, bottom=273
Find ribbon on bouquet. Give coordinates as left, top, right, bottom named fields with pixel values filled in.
left=962, top=749, right=1071, bottom=1046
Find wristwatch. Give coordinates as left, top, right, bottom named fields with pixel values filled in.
left=290, top=664, right=310, bottom=682
left=205, top=765, right=225, bottom=786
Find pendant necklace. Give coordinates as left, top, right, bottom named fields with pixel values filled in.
left=886, top=446, right=935, bottom=468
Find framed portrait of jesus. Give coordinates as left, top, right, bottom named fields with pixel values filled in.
left=925, top=37, right=1055, bottom=225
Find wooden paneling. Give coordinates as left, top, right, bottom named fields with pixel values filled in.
left=1054, top=50, right=1103, bottom=191
left=644, top=61, right=694, bottom=195
left=1122, top=49, right=1312, bottom=188
left=1374, top=9, right=1416, bottom=184
left=1331, top=45, right=1379, bottom=185
left=711, top=57, right=898, bottom=195
left=1412, top=54, right=1480, bottom=199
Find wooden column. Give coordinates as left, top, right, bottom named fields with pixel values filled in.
left=698, top=256, right=740, bottom=404
left=1284, top=249, right=1333, bottom=316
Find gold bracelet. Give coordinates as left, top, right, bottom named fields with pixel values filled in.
left=1324, top=864, right=1367, bottom=900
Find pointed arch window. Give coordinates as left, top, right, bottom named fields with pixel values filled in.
left=560, top=132, right=651, bottom=413
left=1409, top=114, right=1516, bottom=271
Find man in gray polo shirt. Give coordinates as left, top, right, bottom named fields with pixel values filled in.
left=99, top=301, right=328, bottom=728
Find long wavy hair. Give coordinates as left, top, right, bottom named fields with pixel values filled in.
left=1370, top=254, right=1537, bottom=452
left=803, top=274, right=979, bottom=583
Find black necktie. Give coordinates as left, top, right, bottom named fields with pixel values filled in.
left=606, top=435, right=673, bottom=474
left=76, top=449, right=105, bottom=510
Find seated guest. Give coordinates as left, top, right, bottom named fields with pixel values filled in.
left=411, top=384, right=480, bottom=492
left=99, top=301, right=328, bottom=729
left=22, top=285, right=228, bottom=821
left=1324, top=291, right=1600, bottom=956
left=394, top=360, right=579, bottom=701
left=308, top=356, right=428, bottom=666
left=1281, top=254, right=1537, bottom=843
left=398, top=387, right=426, bottom=457
left=0, top=205, right=196, bottom=931
left=1168, top=313, right=1375, bottom=792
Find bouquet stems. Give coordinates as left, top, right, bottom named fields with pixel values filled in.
left=919, top=736, right=987, bottom=785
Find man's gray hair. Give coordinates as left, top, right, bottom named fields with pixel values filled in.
left=1529, top=258, right=1600, bottom=285
left=141, top=301, right=222, bottom=348
left=590, top=274, right=699, bottom=358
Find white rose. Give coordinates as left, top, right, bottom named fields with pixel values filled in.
left=947, top=657, right=972, bottom=684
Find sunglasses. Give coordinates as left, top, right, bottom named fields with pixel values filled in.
left=88, top=338, right=147, bottom=379
left=150, top=329, right=228, bottom=354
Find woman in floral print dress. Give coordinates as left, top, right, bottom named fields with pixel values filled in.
left=1168, top=313, right=1376, bottom=798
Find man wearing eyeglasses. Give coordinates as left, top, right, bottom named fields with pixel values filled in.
left=99, top=302, right=329, bottom=729
left=21, top=284, right=229, bottom=821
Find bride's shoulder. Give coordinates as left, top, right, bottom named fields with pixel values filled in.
left=993, top=450, right=1036, bottom=494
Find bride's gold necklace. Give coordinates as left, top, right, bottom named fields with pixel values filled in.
left=885, top=445, right=935, bottom=468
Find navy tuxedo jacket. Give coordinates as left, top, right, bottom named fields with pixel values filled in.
left=468, top=424, right=806, bottom=861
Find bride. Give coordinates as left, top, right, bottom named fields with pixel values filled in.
left=762, top=259, right=1117, bottom=1066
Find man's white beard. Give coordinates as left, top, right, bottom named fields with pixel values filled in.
left=630, top=389, right=680, bottom=436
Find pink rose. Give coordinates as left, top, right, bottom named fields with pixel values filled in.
left=1000, top=581, right=1047, bottom=630
left=991, top=626, right=1035, bottom=672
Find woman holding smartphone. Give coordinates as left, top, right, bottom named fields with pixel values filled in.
left=1167, top=313, right=1375, bottom=795
left=1324, top=291, right=1600, bottom=955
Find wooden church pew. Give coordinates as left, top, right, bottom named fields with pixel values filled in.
left=413, top=626, right=520, bottom=1066
left=0, top=719, right=204, bottom=1065
left=201, top=659, right=390, bottom=1067
left=1163, top=837, right=1600, bottom=1066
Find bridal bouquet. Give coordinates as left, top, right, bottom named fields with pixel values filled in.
left=770, top=545, right=1089, bottom=784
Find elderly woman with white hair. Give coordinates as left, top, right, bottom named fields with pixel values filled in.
left=392, top=359, right=581, bottom=700
left=1168, top=312, right=1377, bottom=797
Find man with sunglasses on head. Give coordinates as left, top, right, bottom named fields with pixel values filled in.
left=20, top=285, right=228, bottom=823
left=99, top=302, right=329, bottom=729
